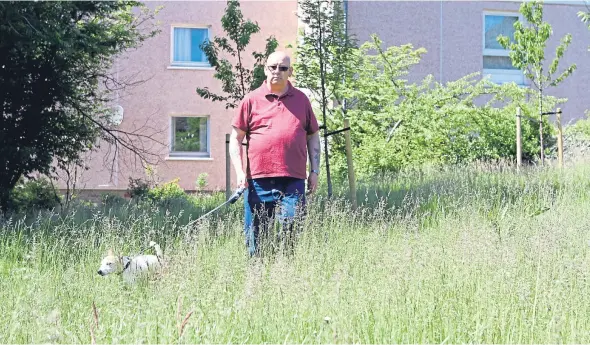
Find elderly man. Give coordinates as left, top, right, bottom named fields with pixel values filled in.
left=229, top=51, right=321, bottom=256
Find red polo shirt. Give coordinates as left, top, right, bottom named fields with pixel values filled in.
left=232, top=81, right=320, bottom=180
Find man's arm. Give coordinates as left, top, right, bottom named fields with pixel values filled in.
left=229, top=126, right=248, bottom=188
left=307, top=131, right=321, bottom=173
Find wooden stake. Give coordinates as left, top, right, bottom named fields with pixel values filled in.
left=343, top=119, right=357, bottom=209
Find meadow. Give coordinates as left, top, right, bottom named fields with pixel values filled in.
left=1, top=161, right=589, bottom=343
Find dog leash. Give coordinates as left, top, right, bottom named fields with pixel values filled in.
left=188, top=187, right=246, bottom=226
left=131, top=188, right=246, bottom=255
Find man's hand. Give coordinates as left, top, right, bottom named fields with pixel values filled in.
left=307, top=171, right=318, bottom=194
left=306, top=131, right=321, bottom=195
left=236, top=171, right=248, bottom=190
left=229, top=127, right=248, bottom=190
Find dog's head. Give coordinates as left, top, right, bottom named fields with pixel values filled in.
left=97, top=249, right=128, bottom=276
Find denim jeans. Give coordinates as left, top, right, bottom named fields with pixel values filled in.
left=243, top=177, right=306, bottom=256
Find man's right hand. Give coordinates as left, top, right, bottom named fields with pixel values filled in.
left=236, top=171, right=248, bottom=190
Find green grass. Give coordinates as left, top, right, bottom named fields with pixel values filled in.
left=1, top=162, right=590, bottom=343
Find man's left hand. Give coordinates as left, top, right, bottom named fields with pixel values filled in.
left=307, top=171, right=318, bottom=194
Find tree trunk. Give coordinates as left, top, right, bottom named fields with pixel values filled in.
left=317, top=5, right=333, bottom=198
left=539, top=88, right=544, bottom=166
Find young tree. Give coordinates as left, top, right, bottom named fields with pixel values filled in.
left=294, top=0, right=357, bottom=197
left=497, top=0, right=576, bottom=164
left=196, top=0, right=278, bottom=109
left=329, top=34, right=562, bottom=180
left=0, top=1, right=160, bottom=212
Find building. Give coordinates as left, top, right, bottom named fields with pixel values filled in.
left=67, top=0, right=589, bottom=195
left=347, top=0, right=589, bottom=121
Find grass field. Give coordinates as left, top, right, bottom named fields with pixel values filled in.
left=1, top=162, right=589, bottom=343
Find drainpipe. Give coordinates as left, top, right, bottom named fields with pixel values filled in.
left=343, top=0, right=348, bottom=111
left=440, top=0, right=443, bottom=83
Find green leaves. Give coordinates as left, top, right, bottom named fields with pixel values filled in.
left=0, top=1, right=159, bottom=211
left=578, top=6, right=590, bottom=50
left=325, top=32, right=565, bottom=181
left=497, top=0, right=576, bottom=91
left=195, top=0, right=277, bottom=109
left=494, top=0, right=576, bottom=163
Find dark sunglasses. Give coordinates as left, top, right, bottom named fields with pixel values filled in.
left=267, top=65, right=289, bottom=72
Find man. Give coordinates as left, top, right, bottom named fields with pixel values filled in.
left=229, top=51, right=321, bottom=256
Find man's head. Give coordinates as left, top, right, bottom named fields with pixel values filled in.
left=264, top=51, right=292, bottom=90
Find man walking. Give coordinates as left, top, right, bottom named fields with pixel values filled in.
left=229, top=51, right=321, bottom=256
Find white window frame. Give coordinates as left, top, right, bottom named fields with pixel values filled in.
left=482, top=11, right=525, bottom=85
left=169, top=115, right=211, bottom=159
left=170, top=24, right=212, bottom=68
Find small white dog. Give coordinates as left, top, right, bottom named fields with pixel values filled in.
left=97, top=241, right=164, bottom=282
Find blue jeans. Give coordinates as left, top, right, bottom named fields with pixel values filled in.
left=243, top=177, right=306, bottom=256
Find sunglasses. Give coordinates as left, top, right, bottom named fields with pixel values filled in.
left=267, top=65, right=289, bottom=72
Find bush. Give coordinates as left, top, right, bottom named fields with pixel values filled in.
left=101, top=193, right=127, bottom=207
left=563, top=110, right=590, bottom=160
left=8, top=177, right=60, bottom=213
left=196, top=173, right=209, bottom=191
left=147, top=178, right=187, bottom=203
left=326, top=35, right=563, bottom=181
left=567, top=110, right=590, bottom=140
left=127, top=177, right=151, bottom=200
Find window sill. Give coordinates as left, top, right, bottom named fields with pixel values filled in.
left=167, top=65, right=214, bottom=71
left=165, top=156, right=213, bottom=161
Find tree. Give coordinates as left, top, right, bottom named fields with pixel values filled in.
left=293, top=0, right=357, bottom=197
left=196, top=0, right=278, bottom=109
left=328, top=35, right=562, bottom=180
left=497, top=0, right=576, bottom=164
left=0, top=1, right=160, bottom=212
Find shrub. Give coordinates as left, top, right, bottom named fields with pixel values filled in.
left=127, top=177, right=151, bottom=200
left=101, top=193, right=127, bottom=207
left=147, top=178, right=187, bottom=203
left=8, top=177, right=60, bottom=213
left=326, top=35, right=563, bottom=181
left=196, top=173, right=209, bottom=191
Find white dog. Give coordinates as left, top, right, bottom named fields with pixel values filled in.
left=97, top=241, right=164, bottom=282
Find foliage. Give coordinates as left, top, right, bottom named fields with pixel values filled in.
left=497, top=0, right=576, bottom=162
left=147, top=178, right=187, bottom=203
left=565, top=110, right=590, bottom=157
left=127, top=177, right=151, bottom=200
left=196, top=173, right=209, bottom=191
left=196, top=0, right=278, bottom=109
left=0, top=1, right=160, bottom=211
left=293, top=0, right=358, bottom=197
left=2, top=163, right=590, bottom=342
left=100, top=193, right=128, bottom=207
left=579, top=1, right=590, bottom=50
left=567, top=111, right=590, bottom=139
left=497, top=1, right=576, bottom=90
left=326, top=35, right=563, bottom=181
left=7, top=177, right=60, bottom=214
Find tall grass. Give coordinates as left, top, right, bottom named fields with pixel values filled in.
left=1, top=162, right=589, bottom=343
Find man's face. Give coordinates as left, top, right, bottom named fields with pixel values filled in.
left=265, top=55, right=292, bottom=86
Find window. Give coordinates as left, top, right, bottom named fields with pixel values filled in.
left=171, top=27, right=210, bottom=67
left=170, top=116, right=210, bottom=157
left=483, top=13, right=524, bottom=85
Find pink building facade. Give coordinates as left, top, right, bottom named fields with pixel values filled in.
left=70, top=1, right=589, bottom=194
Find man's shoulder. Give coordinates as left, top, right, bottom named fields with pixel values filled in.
left=290, top=86, right=312, bottom=103
left=244, top=84, right=267, bottom=100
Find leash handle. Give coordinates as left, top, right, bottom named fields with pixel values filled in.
left=188, top=187, right=247, bottom=227
left=229, top=187, right=246, bottom=204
